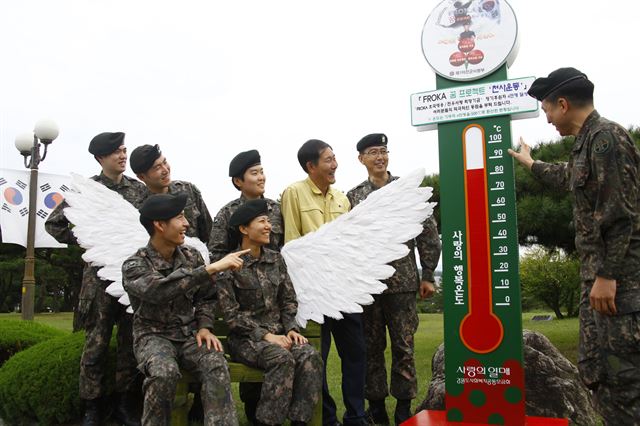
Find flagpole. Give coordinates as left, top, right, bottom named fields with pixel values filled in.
left=14, top=119, right=59, bottom=320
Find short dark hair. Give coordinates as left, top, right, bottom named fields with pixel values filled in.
left=231, top=176, right=242, bottom=191
left=228, top=228, right=242, bottom=250
left=141, top=217, right=156, bottom=237
left=297, top=139, right=332, bottom=173
left=545, top=78, right=594, bottom=108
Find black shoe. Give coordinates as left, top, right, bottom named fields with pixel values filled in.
left=188, top=389, right=204, bottom=423
left=393, top=399, right=412, bottom=426
left=366, top=399, right=389, bottom=425
left=291, top=422, right=307, bottom=426
left=82, top=399, right=102, bottom=426
left=112, top=392, right=141, bottom=426
left=244, top=398, right=258, bottom=424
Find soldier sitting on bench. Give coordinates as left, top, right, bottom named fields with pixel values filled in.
left=122, top=193, right=247, bottom=426
left=217, top=199, right=323, bottom=426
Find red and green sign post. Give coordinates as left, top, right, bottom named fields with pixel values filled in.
left=406, top=1, right=568, bottom=424
left=436, top=66, right=528, bottom=424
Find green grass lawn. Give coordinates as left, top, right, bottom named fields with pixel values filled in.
left=0, top=311, right=579, bottom=424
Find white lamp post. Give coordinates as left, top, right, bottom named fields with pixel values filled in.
left=14, top=119, right=59, bottom=320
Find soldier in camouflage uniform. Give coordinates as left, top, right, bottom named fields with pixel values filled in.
left=45, top=132, right=148, bottom=426
left=509, top=67, right=640, bottom=425
left=208, top=149, right=283, bottom=261
left=208, top=149, right=284, bottom=422
left=122, top=193, right=248, bottom=426
left=130, top=144, right=213, bottom=244
left=130, top=144, right=215, bottom=422
left=217, top=199, right=323, bottom=426
left=347, top=133, right=441, bottom=425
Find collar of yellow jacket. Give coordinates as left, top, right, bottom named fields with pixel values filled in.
left=304, top=176, right=336, bottom=197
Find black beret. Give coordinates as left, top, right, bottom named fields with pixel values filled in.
left=130, top=144, right=162, bottom=174
left=357, top=133, right=387, bottom=152
left=229, top=150, right=261, bottom=178
left=88, top=132, right=125, bottom=156
left=528, top=67, right=589, bottom=101
left=139, top=193, right=188, bottom=223
left=229, top=199, right=269, bottom=228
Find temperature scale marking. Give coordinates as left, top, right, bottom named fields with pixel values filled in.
left=459, top=124, right=505, bottom=354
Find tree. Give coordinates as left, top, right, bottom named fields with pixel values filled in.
left=0, top=243, right=83, bottom=314
left=0, top=245, right=24, bottom=313
left=519, top=247, right=580, bottom=319
left=515, top=126, right=640, bottom=252
left=35, top=246, right=84, bottom=312
left=514, top=137, right=576, bottom=253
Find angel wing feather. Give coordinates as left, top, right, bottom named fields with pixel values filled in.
left=63, top=173, right=209, bottom=311
left=281, top=168, right=435, bottom=327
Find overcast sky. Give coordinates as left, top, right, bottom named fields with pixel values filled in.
left=1, top=0, right=639, bottom=214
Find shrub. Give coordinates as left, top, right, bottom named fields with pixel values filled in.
left=0, top=320, right=66, bottom=366
left=0, top=331, right=116, bottom=425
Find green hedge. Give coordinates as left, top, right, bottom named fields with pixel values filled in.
left=0, top=331, right=116, bottom=425
left=0, top=320, right=66, bottom=367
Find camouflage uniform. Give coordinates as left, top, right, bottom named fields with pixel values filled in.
left=217, top=248, right=323, bottom=424
left=347, top=173, right=441, bottom=402
left=207, top=196, right=284, bottom=410
left=531, top=110, right=640, bottom=424
left=208, top=196, right=284, bottom=262
left=45, top=172, right=148, bottom=400
left=122, top=243, right=237, bottom=426
left=168, top=180, right=213, bottom=244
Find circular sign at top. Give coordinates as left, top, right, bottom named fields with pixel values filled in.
left=421, top=0, right=519, bottom=81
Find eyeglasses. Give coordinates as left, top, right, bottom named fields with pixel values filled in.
left=363, top=149, right=390, bottom=157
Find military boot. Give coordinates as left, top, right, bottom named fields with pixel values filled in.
left=366, top=399, right=389, bottom=425
left=82, top=398, right=102, bottom=426
left=393, top=399, right=411, bottom=426
left=112, top=392, right=141, bottom=426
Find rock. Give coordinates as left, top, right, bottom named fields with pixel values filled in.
left=417, top=330, right=598, bottom=425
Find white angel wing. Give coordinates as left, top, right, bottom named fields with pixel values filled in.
left=281, top=168, right=435, bottom=327
left=63, top=173, right=210, bottom=312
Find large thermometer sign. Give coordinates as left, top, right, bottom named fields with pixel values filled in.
left=410, top=1, right=569, bottom=424
left=438, top=106, right=526, bottom=424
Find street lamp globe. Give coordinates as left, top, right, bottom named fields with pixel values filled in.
left=34, top=119, right=59, bottom=144
left=14, top=132, right=34, bottom=155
